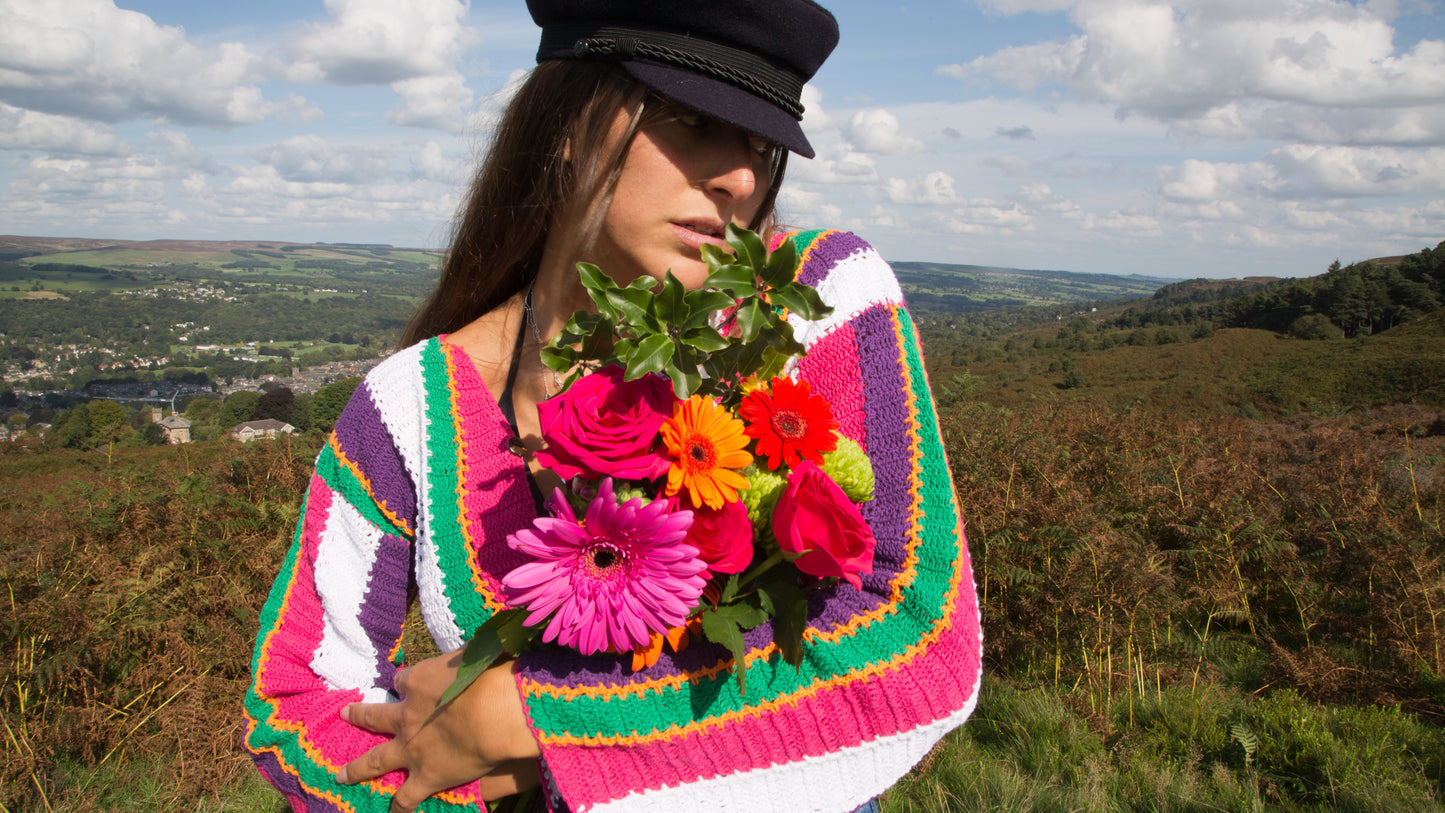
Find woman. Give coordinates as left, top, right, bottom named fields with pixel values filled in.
left=242, top=1, right=983, bottom=811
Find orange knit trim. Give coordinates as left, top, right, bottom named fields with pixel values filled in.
left=328, top=433, right=416, bottom=539
left=522, top=308, right=968, bottom=746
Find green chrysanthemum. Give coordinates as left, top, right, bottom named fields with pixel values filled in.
left=740, top=466, right=787, bottom=542
left=821, top=436, right=875, bottom=502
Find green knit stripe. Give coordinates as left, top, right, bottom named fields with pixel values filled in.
left=313, top=440, right=412, bottom=539
left=419, top=339, right=493, bottom=637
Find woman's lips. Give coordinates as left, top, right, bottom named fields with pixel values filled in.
left=671, top=221, right=727, bottom=251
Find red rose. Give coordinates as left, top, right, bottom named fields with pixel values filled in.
left=536, top=366, right=677, bottom=481
left=669, top=495, right=754, bottom=576
left=773, top=462, right=875, bottom=589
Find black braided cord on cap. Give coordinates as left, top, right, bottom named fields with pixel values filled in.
left=542, top=24, right=806, bottom=120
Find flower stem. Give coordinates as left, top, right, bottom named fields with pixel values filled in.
left=738, top=549, right=785, bottom=589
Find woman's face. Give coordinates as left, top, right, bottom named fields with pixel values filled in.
left=584, top=104, right=776, bottom=290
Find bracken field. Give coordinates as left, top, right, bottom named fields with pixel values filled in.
left=4, top=302, right=1445, bottom=811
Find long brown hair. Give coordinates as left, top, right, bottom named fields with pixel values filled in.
left=400, top=61, right=789, bottom=347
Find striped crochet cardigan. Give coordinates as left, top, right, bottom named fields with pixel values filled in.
left=243, top=230, right=983, bottom=813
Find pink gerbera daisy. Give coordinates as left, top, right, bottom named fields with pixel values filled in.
left=501, top=479, right=707, bottom=656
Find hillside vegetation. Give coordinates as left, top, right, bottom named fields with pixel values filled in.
left=3, top=240, right=1444, bottom=811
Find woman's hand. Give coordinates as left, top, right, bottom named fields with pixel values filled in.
left=337, top=652, right=542, bottom=813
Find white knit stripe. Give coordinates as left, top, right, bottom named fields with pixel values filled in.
left=587, top=687, right=981, bottom=813
left=360, top=343, right=429, bottom=498
left=311, top=494, right=392, bottom=703
left=358, top=342, right=467, bottom=653
left=793, top=244, right=904, bottom=348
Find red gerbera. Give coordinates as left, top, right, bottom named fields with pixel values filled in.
left=739, top=376, right=839, bottom=470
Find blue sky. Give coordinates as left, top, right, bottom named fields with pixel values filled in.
left=1, top=0, right=1442, bottom=279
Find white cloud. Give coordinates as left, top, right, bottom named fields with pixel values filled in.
left=285, top=0, right=480, bottom=85
left=947, top=0, right=1445, bottom=144
left=1266, top=144, right=1445, bottom=197
left=933, top=201, right=1036, bottom=234
left=1159, top=158, right=1255, bottom=201
left=1080, top=211, right=1163, bottom=236
left=776, top=187, right=844, bottom=224
left=800, top=84, right=836, bottom=133
left=0, top=0, right=284, bottom=126
left=251, top=135, right=401, bottom=185
left=388, top=73, right=474, bottom=131
left=0, top=104, right=123, bottom=154
left=1016, top=183, right=1081, bottom=214
left=987, top=154, right=1035, bottom=175
left=789, top=150, right=880, bottom=184
left=847, top=109, right=927, bottom=155
left=410, top=140, right=469, bottom=185
left=887, top=171, right=960, bottom=205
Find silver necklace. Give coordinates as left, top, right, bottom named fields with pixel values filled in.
left=523, top=279, right=563, bottom=398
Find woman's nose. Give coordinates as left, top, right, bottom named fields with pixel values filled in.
left=704, top=137, right=759, bottom=204
left=708, top=163, right=757, bottom=204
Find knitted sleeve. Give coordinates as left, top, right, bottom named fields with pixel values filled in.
left=513, top=230, right=983, bottom=813
left=241, top=351, right=484, bottom=812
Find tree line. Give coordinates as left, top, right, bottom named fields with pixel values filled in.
left=38, top=376, right=363, bottom=449
left=1107, top=241, right=1445, bottom=339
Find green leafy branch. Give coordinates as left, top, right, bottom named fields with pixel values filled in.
left=540, top=224, right=832, bottom=403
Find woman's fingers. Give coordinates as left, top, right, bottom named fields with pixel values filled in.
left=386, top=760, right=540, bottom=813
left=341, top=700, right=404, bottom=735
left=337, top=737, right=403, bottom=785
left=388, top=776, right=434, bottom=813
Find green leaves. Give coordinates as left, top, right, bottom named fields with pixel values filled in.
left=758, top=581, right=809, bottom=668
left=430, top=608, right=536, bottom=721
left=700, top=601, right=769, bottom=696
left=544, top=225, right=832, bottom=403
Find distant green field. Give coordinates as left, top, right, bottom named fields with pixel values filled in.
left=893, top=260, right=1170, bottom=312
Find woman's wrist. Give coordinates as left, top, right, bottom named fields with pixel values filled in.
left=475, top=659, right=542, bottom=762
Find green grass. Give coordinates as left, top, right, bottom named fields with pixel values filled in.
left=883, top=680, right=1445, bottom=813
left=42, top=756, right=288, bottom=813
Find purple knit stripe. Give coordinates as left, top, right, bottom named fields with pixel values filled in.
left=360, top=531, right=412, bottom=691
left=250, top=749, right=347, bottom=813
left=788, top=304, right=911, bottom=633
left=333, top=380, right=417, bottom=527
left=839, top=305, right=912, bottom=577
left=797, top=231, right=871, bottom=287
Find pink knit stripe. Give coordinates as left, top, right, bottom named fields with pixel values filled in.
left=443, top=342, right=534, bottom=604
left=542, top=593, right=981, bottom=810
left=259, top=475, right=332, bottom=703
left=798, top=323, right=867, bottom=449
left=258, top=476, right=401, bottom=782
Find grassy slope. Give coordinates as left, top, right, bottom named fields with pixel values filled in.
left=4, top=266, right=1444, bottom=811
left=952, top=310, right=1445, bottom=416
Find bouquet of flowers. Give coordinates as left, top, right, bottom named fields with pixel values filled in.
left=439, top=225, right=877, bottom=705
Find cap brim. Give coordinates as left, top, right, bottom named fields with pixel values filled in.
left=622, top=61, right=815, bottom=159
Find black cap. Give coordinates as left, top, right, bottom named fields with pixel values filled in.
left=528, top=0, right=839, bottom=159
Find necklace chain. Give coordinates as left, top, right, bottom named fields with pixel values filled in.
left=524, top=279, right=563, bottom=399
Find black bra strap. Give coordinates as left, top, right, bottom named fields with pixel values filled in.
left=498, top=313, right=548, bottom=516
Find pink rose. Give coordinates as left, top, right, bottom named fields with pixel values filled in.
left=773, top=462, right=875, bottom=590
left=536, top=366, right=678, bottom=481
left=669, top=495, right=754, bottom=575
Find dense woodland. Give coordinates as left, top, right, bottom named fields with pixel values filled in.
left=3, top=240, right=1445, bottom=810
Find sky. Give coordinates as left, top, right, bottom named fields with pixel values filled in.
left=1, top=0, right=1443, bottom=280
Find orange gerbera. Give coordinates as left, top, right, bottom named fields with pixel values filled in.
left=739, top=376, right=839, bottom=470
left=661, top=396, right=752, bottom=510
